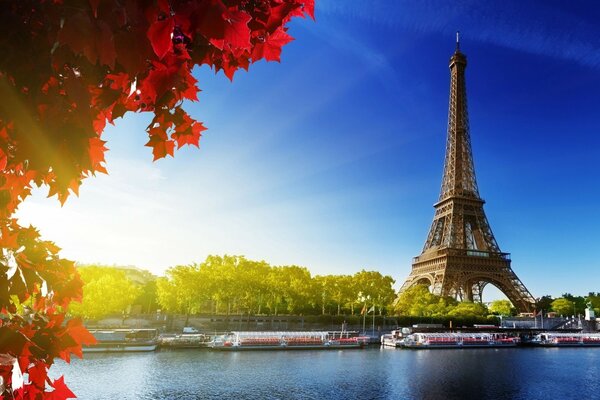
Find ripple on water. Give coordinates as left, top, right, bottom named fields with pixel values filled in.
left=51, top=347, right=600, bottom=400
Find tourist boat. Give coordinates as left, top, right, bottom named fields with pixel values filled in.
left=159, top=333, right=213, bottom=349
left=210, top=331, right=364, bottom=351
left=402, top=332, right=519, bottom=349
left=532, top=333, right=600, bottom=347
left=381, top=330, right=404, bottom=348
left=83, top=329, right=159, bottom=352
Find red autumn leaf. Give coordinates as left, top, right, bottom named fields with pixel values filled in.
left=58, top=12, right=95, bottom=62
left=196, top=1, right=227, bottom=44
left=147, top=17, right=175, bottom=59
left=255, top=28, right=294, bottom=62
left=66, top=319, right=96, bottom=346
left=27, top=362, right=48, bottom=388
left=47, top=376, right=76, bottom=400
left=88, top=137, right=108, bottom=174
left=141, top=62, right=179, bottom=105
left=0, top=148, right=7, bottom=171
left=145, top=133, right=175, bottom=161
left=222, top=9, right=252, bottom=49
left=265, top=3, right=300, bottom=32
left=115, top=28, right=154, bottom=73
left=180, top=69, right=200, bottom=101
left=0, top=224, right=19, bottom=249
left=96, top=20, right=117, bottom=69
left=171, top=116, right=207, bottom=149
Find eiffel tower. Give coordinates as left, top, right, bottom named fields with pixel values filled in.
left=399, top=34, right=536, bottom=312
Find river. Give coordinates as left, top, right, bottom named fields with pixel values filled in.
left=51, top=347, right=600, bottom=399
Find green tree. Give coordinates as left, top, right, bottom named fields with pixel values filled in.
left=313, top=275, right=334, bottom=315
left=265, top=267, right=288, bottom=315
left=551, top=298, right=575, bottom=316
left=322, top=275, right=353, bottom=315
left=279, top=265, right=314, bottom=314
left=236, top=258, right=271, bottom=314
left=561, top=293, right=586, bottom=315
left=394, top=285, right=455, bottom=317
left=447, top=301, right=488, bottom=318
left=134, top=280, right=158, bottom=314
left=536, top=295, right=554, bottom=312
left=201, top=255, right=239, bottom=314
left=156, top=264, right=208, bottom=324
left=353, top=270, right=396, bottom=315
left=489, top=300, right=513, bottom=316
left=69, top=266, right=140, bottom=320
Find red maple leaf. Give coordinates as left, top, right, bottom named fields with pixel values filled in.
left=253, top=28, right=294, bottom=62
left=147, top=17, right=175, bottom=60
left=66, top=319, right=96, bottom=347
left=47, top=376, right=76, bottom=400
left=222, top=9, right=252, bottom=49
left=96, top=20, right=117, bottom=69
left=145, top=132, right=175, bottom=161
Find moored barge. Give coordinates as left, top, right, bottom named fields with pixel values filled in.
left=381, top=330, right=404, bottom=348
left=210, top=331, right=364, bottom=351
left=84, top=329, right=159, bottom=352
left=159, top=333, right=212, bottom=349
left=532, top=333, right=600, bottom=347
left=402, top=332, right=519, bottom=349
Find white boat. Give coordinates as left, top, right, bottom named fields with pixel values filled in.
left=532, top=332, right=600, bottom=347
left=210, top=331, right=364, bottom=351
left=402, top=332, right=519, bottom=349
left=159, top=333, right=212, bottom=348
left=83, top=329, right=159, bottom=352
left=381, top=330, right=404, bottom=348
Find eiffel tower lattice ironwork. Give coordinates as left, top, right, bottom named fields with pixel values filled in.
left=399, top=36, right=536, bottom=312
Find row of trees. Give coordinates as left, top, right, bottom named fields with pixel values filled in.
left=156, top=255, right=397, bottom=317
left=393, top=285, right=509, bottom=318
left=70, top=256, right=397, bottom=320
left=395, top=286, right=600, bottom=318
left=70, top=261, right=600, bottom=322
left=537, top=293, right=600, bottom=317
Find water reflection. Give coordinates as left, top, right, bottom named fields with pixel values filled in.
left=52, top=347, right=600, bottom=400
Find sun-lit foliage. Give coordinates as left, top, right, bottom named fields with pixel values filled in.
left=155, top=255, right=398, bottom=316
left=69, top=266, right=141, bottom=320
left=446, top=301, right=488, bottom=318
left=394, top=285, right=457, bottom=317
left=550, top=297, right=575, bottom=316
left=488, top=299, right=514, bottom=316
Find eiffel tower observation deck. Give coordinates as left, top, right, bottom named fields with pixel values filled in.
left=399, top=34, right=536, bottom=313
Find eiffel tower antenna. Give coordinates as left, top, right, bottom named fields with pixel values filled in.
left=456, top=31, right=460, bottom=51
left=398, top=38, right=536, bottom=312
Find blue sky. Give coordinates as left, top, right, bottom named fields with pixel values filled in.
left=17, top=0, right=600, bottom=300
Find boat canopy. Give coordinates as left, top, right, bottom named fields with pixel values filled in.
left=227, top=331, right=330, bottom=340
left=412, top=332, right=507, bottom=340
left=538, top=333, right=600, bottom=338
left=89, top=329, right=158, bottom=341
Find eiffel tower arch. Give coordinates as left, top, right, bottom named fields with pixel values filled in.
left=399, top=36, right=536, bottom=313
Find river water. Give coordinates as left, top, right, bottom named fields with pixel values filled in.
left=51, top=347, right=599, bottom=400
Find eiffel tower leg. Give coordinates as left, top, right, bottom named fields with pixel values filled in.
left=492, top=270, right=536, bottom=313
left=439, top=272, right=465, bottom=301
left=463, top=279, right=475, bottom=302
left=470, top=281, right=487, bottom=303
left=431, top=273, right=445, bottom=296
